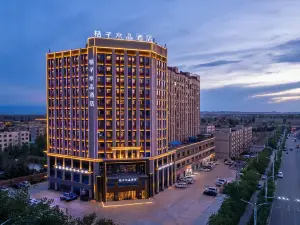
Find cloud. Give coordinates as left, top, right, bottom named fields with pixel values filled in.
left=164, top=1, right=300, bottom=91
left=269, top=96, right=300, bottom=104
left=251, top=88, right=300, bottom=98
left=192, top=60, right=241, bottom=68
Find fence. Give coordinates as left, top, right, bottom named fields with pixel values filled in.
left=0, top=172, right=47, bottom=187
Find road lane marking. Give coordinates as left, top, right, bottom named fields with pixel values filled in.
left=294, top=206, right=297, bottom=225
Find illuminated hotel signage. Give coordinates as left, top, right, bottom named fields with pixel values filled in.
left=157, top=162, right=174, bottom=171
left=94, top=30, right=153, bottom=42
left=54, top=165, right=90, bottom=174
left=88, top=48, right=97, bottom=158
left=118, top=178, right=138, bottom=183
left=88, top=59, right=95, bottom=107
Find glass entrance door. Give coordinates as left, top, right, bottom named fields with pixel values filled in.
left=118, top=190, right=137, bottom=200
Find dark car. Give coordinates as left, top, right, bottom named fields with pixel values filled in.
left=60, top=192, right=77, bottom=202
left=203, top=165, right=213, bottom=170
left=12, top=183, right=22, bottom=189
left=203, top=187, right=218, bottom=197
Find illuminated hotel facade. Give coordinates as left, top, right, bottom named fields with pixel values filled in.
left=46, top=35, right=215, bottom=202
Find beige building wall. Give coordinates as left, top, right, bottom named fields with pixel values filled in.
left=215, top=126, right=252, bottom=159
left=167, top=67, right=200, bottom=143
left=215, top=132, right=230, bottom=158
left=200, top=124, right=215, bottom=134
left=0, top=131, right=30, bottom=151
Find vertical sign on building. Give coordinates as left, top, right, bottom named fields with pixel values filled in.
left=88, top=48, right=96, bottom=158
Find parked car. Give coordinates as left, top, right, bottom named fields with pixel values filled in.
left=0, top=186, right=8, bottom=192
left=29, top=198, right=41, bottom=205
left=261, top=174, right=267, bottom=180
left=256, top=183, right=262, bottom=190
left=175, top=182, right=188, bottom=188
left=278, top=172, right=283, bottom=178
left=60, top=192, right=78, bottom=201
left=185, top=176, right=195, bottom=183
left=215, top=181, right=224, bottom=187
left=215, top=178, right=227, bottom=186
left=225, top=160, right=234, bottom=165
left=12, top=183, right=22, bottom=189
left=203, top=187, right=218, bottom=197
left=180, top=177, right=194, bottom=184
left=203, top=165, right=213, bottom=170
left=20, top=181, right=31, bottom=188
left=200, top=168, right=211, bottom=172
left=207, top=162, right=215, bottom=168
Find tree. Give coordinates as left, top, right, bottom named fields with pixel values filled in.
left=0, top=189, right=118, bottom=225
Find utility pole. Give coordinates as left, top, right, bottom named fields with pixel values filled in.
left=241, top=199, right=270, bottom=225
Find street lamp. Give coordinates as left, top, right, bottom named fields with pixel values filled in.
left=265, top=176, right=274, bottom=202
left=241, top=199, right=270, bottom=225
left=266, top=156, right=275, bottom=182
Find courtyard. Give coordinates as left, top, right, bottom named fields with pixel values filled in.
left=30, top=162, right=235, bottom=225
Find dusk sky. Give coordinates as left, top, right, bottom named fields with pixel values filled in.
left=1, top=0, right=300, bottom=114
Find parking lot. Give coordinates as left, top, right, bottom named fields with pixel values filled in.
left=29, top=162, right=235, bottom=225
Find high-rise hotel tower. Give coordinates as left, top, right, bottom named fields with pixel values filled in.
left=46, top=34, right=176, bottom=201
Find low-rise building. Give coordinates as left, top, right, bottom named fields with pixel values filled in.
left=200, top=124, right=215, bottom=134
left=215, top=126, right=252, bottom=159
left=0, top=131, right=30, bottom=151
left=174, top=137, right=215, bottom=180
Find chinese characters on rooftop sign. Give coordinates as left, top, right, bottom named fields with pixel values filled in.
left=94, top=30, right=153, bottom=42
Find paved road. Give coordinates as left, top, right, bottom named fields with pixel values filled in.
left=30, top=163, right=235, bottom=225
left=269, top=132, right=300, bottom=225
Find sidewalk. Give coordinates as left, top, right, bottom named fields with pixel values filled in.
left=238, top=192, right=258, bottom=225
left=193, top=194, right=228, bottom=225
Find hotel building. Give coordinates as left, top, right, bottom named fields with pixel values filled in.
left=46, top=35, right=215, bottom=202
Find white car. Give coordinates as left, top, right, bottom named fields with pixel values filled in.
left=200, top=168, right=211, bottom=172
left=29, top=198, right=41, bottom=205
left=180, top=177, right=194, bottom=184
left=215, top=178, right=227, bottom=185
left=175, top=182, right=188, bottom=188
left=278, top=172, right=283, bottom=178
left=262, top=174, right=267, bottom=180
left=225, top=161, right=234, bottom=165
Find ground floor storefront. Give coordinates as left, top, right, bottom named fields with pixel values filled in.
left=175, top=153, right=215, bottom=180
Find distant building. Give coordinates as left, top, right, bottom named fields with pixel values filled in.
left=200, top=124, right=215, bottom=134
left=0, top=131, right=30, bottom=151
left=215, top=126, right=252, bottom=159
left=29, top=126, right=46, bottom=143
left=11, top=120, right=46, bottom=143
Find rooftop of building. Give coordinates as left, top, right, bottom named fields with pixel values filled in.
left=168, top=66, right=200, bottom=81
left=216, top=125, right=252, bottom=133
left=48, top=35, right=167, bottom=57
left=168, top=134, right=214, bottom=150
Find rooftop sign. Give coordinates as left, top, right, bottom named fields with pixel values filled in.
left=94, top=30, right=154, bottom=42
